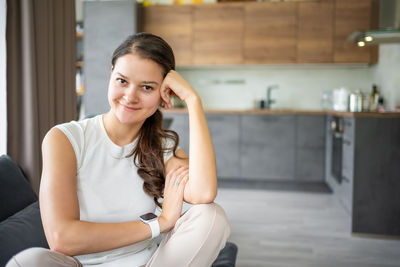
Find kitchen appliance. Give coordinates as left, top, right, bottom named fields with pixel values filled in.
left=333, top=87, right=349, bottom=112
left=330, top=116, right=343, bottom=184
left=320, top=90, right=333, bottom=110
left=347, top=0, right=400, bottom=46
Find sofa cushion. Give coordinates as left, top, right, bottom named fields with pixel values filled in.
left=0, top=201, right=49, bottom=266
left=0, top=155, right=37, bottom=221
left=211, top=242, right=238, bottom=267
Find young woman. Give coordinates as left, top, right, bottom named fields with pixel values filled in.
left=6, top=33, right=230, bottom=267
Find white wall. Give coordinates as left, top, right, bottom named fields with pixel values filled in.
left=372, top=44, right=400, bottom=111
left=177, top=64, right=374, bottom=110
left=0, top=0, right=7, bottom=155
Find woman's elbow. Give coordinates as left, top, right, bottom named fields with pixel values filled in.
left=47, top=229, right=76, bottom=256
left=190, top=188, right=217, bottom=204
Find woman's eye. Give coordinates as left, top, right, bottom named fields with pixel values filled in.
left=143, top=85, right=153, bottom=91
left=117, top=78, right=127, bottom=85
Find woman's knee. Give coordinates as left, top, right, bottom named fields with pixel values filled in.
left=185, top=203, right=231, bottom=240
left=6, top=247, right=82, bottom=267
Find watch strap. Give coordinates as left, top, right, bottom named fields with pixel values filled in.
left=148, top=219, right=160, bottom=239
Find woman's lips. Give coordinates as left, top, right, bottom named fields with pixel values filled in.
left=121, top=103, right=141, bottom=111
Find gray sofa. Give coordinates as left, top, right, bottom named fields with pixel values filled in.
left=0, top=155, right=237, bottom=266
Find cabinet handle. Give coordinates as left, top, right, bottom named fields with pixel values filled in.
left=343, top=139, right=352, bottom=146
left=344, top=120, right=353, bottom=127
left=260, top=116, right=278, bottom=122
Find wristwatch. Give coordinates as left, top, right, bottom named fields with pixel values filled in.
left=139, top=212, right=160, bottom=239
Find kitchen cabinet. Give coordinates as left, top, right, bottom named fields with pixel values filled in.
left=351, top=117, right=400, bottom=236
left=164, top=112, right=326, bottom=182
left=143, top=5, right=192, bottom=65
left=295, top=115, right=326, bottom=182
left=244, top=2, right=297, bottom=64
left=206, top=114, right=241, bottom=178
left=334, top=0, right=378, bottom=63
left=142, top=0, right=378, bottom=65
left=163, top=113, right=190, bottom=153
left=240, top=115, right=296, bottom=180
left=163, top=113, right=240, bottom=178
left=193, top=4, right=244, bottom=65
left=325, top=115, right=400, bottom=236
left=297, top=1, right=334, bottom=63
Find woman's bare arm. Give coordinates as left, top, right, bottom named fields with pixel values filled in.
left=40, top=128, right=161, bottom=256
left=161, top=71, right=217, bottom=204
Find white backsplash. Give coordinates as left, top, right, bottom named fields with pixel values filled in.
left=372, top=44, right=400, bottom=111
left=177, top=64, right=375, bottom=110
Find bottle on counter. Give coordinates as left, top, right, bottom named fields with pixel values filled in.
left=369, top=84, right=380, bottom=112
left=377, top=96, right=385, bottom=112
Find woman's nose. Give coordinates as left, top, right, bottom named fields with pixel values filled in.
left=124, top=87, right=139, bottom=103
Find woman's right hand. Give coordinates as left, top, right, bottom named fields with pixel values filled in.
left=158, top=165, right=189, bottom=233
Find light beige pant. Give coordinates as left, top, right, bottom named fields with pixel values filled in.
left=6, top=203, right=231, bottom=267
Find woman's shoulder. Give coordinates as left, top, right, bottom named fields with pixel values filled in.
left=53, top=115, right=101, bottom=138
left=47, top=115, right=102, bottom=169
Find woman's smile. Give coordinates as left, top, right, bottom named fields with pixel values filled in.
left=120, top=103, right=141, bottom=111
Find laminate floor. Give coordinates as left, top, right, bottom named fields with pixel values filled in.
left=214, top=185, right=400, bottom=267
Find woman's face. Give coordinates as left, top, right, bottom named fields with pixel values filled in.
left=108, top=53, right=164, bottom=125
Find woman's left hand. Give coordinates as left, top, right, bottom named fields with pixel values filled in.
left=160, top=70, right=199, bottom=109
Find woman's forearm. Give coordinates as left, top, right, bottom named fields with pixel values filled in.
left=185, top=95, right=217, bottom=203
left=47, top=218, right=171, bottom=256
left=48, top=220, right=145, bottom=256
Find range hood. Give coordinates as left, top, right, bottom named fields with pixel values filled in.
left=347, top=0, right=400, bottom=46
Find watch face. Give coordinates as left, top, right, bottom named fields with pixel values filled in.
left=140, top=213, right=157, bottom=221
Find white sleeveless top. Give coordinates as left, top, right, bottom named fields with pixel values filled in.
left=55, top=115, right=175, bottom=266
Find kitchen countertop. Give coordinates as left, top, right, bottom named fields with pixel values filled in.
left=162, top=108, right=400, bottom=118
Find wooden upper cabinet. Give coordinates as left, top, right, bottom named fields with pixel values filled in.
left=334, top=0, right=375, bottom=63
left=142, top=0, right=378, bottom=65
left=297, top=1, right=334, bottom=63
left=143, top=5, right=192, bottom=66
left=244, top=2, right=297, bottom=64
left=192, top=3, right=244, bottom=65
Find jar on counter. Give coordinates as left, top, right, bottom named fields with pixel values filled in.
left=333, top=87, right=349, bottom=111
left=348, top=90, right=363, bottom=112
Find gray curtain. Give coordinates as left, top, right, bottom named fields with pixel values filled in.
left=6, top=0, right=76, bottom=195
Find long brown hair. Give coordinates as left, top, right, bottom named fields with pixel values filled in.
left=111, top=33, right=180, bottom=207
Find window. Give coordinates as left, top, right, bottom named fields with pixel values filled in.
left=0, top=0, right=7, bottom=155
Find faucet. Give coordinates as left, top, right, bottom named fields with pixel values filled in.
left=266, top=85, right=279, bottom=109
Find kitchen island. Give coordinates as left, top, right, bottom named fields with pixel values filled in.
left=163, top=108, right=400, bottom=237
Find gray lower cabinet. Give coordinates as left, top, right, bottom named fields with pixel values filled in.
left=240, top=115, right=296, bottom=180
left=163, top=113, right=240, bottom=178
left=164, top=112, right=327, bottom=182
left=351, top=117, right=400, bottom=236
left=326, top=115, right=400, bottom=236
left=163, top=113, right=189, bottom=154
left=206, top=114, right=240, bottom=178
left=295, top=115, right=326, bottom=182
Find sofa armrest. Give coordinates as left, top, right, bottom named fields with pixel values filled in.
left=0, top=155, right=37, bottom=221
left=0, top=201, right=49, bottom=266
